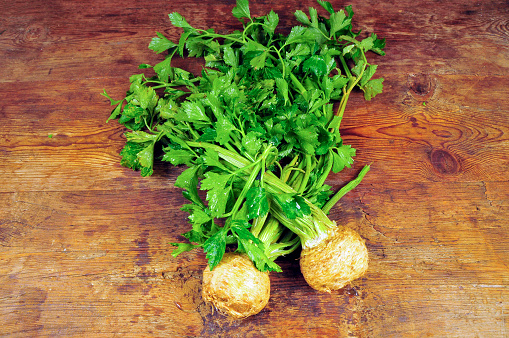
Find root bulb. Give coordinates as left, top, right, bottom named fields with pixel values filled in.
left=300, top=225, right=368, bottom=292
left=202, top=252, right=270, bottom=319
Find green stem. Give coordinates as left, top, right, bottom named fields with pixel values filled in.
left=280, top=155, right=300, bottom=182
left=229, top=160, right=261, bottom=177
left=147, top=77, right=201, bottom=90
left=253, top=215, right=301, bottom=261
left=250, top=211, right=269, bottom=238
left=315, top=152, right=333, bottom=188
left=196, top=29, right=244, bottom=44
left=287, top=157, right=306, bottom=187
left=289, top=72, right=307, bottom=95
left=270, top=45, right=286, bottom=78
left=291, top=175, right=304, bottom=192
left=336, top=49, right=368, bottom=118
left=339, top=54, right=352, bottom=79
left=186, top=141, right=250, bottom=168
left=186, top=141, right=297, bottom=198
left=184, top=122, right=201, bottom=140
left=228, top=133, right=245, bottom=156
left=321, top=164, right=370, bottom=214
left=297, top=154, right=313, bottom=194
left=267, top=235, right=300, bottom=259
left=185, top=141, right=336, bottom=248
left=260, top=157, right=266, bottom=188
left=231, top=162, right=262, bottom=219
left=264, top=172, right=296, bottom=194
left=269, top=196, right=333, bottom=249
left=257, top=216, right=283, bottom=246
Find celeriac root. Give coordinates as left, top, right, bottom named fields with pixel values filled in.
left=202, top=252, right=271, bottom=319
left=299, top=225, right=368, bottom=292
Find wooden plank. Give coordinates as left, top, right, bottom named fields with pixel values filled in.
left=1, top=0, right=508, bottom=336
left=337, top=73, right=509, bottom=183
left=1, top=1, right=508, bottom=83
left=1, top=73, right=508, bottom=193
left=1, top=178, right=507, bottom=336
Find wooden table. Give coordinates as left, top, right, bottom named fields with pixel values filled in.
left=1, top=0, right=508, bottom=336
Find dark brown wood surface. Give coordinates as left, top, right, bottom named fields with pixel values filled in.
left=1, top=0, right=508, bottom=336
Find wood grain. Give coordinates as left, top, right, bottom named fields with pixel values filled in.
left=1, top=0, right=508, bottom=337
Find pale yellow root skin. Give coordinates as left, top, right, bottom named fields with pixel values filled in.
left=300, top=226, right=369, bottom=292
left=202, top=252, right=270, bottom=319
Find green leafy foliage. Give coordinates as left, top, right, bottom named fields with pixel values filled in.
left=246, top=186, right=269, bottom=220
left=232, top=0, right=251, bottom=20
left=201, top=171, right=233, bottom=217
left=361, top=78, right=384, bottom=101
left=331, top=145, right=356, bottom=173
left=175, top=165, right=203, bottom=206
left=274, top=194, right=312, bottom=219
left=149, top=32, right=178, bottom=53
left=119, top=141, right=154, bottom=177
left=104, top=0, right=385, bottom=272
left=203, top=229, right=227, bottom=269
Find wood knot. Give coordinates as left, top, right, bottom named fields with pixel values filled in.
left=432, top=129, right=453, bottom=138
left=408, top=73, right=435, bottom=100
left=21, top=23, right=48, bottom=42
left=429, top=149, right=460, bottom=175
left=409, top=116, right=426, bottom=129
